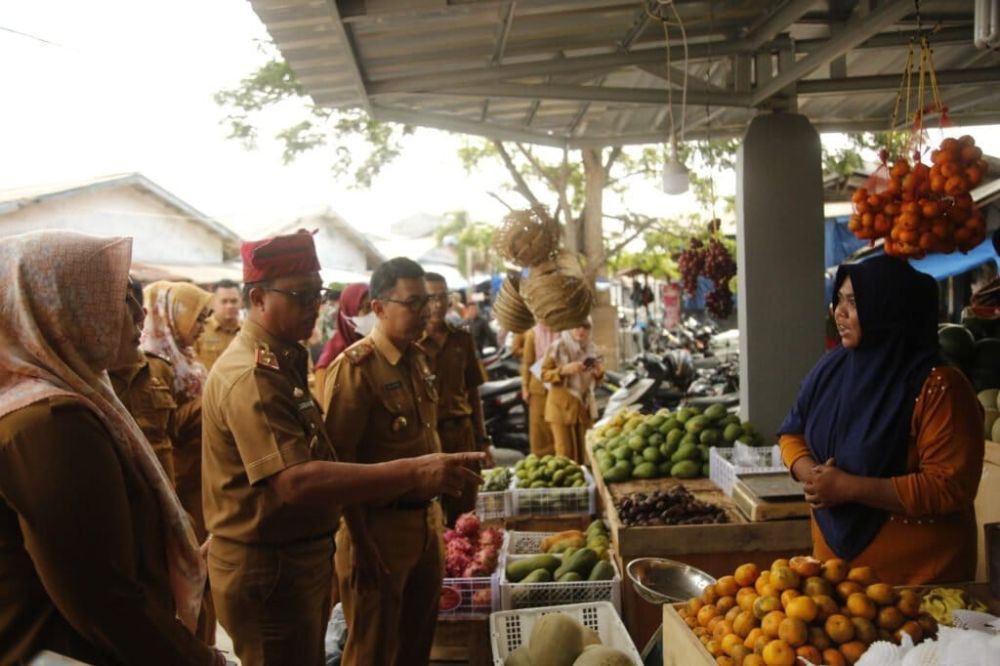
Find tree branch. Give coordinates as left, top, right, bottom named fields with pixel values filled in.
left=515, top=143, right=561, bottom=194
left=487, top=191, right=515, bottom=211
left=492, top=140, right=543, bottom=208
left=604, top=216, right=664, bottom=260
left=603, top=146, right=624, bottom=174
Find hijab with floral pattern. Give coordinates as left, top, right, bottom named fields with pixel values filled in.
left=140, top=281, right=212, bottom=401
left=0, top=231, right=205, bottom=631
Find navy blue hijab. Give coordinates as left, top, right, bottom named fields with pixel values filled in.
left=778, top=255, right=940, bottom=560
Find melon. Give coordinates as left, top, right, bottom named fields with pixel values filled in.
left=572, top=645, right=634, bottom=666
left=979, top=389, right=1000, bottom=411
left=986, top=409, right=1000, bottom=440
left=938, top=325, right=976, bottom=364
left=993, top=416, right=1000, bottom=443
left=527, top=613, right=584, bottom=666
left=970, top=338, right=1000, bottom=391
left=504, top=645, right=532, bottom=666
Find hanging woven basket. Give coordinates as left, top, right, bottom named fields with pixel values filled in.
left=492, top=272, right=536, bottom=334
left=521, top=251, right=594, bottom=331
left=493, top=206, right=561, bottom=267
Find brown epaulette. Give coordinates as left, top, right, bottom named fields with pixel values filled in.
left=345, top=341, right=375, bottom=365
left=255, top=344, right=281, bottom=371
left=144, top=350, right=173, bottom=365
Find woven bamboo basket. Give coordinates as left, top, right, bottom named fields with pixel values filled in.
left=493, top=273, right=536, bottom=333
left=493, top=207, right=561, bottom=267
left=521, top=252, right=594, bottom=331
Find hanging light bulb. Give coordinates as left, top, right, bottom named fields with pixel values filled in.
left=661, top=138, right=690, bottom=195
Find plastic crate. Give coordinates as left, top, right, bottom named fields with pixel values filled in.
left=475, top=489, right=511, bottom=521
left=509, top=466, right=596, bottom=516
left=499, top=531, right=621, bottom=611
left=708, top=443, right=784, bottom=496
left=440, top=531, right=508, bottom=618
left=489, top=601, right=642, bottom=665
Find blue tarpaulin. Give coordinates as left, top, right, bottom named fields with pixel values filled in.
left=825, top=215, right=868, bottom=269
left=909, top=236, right=1000, bottom=280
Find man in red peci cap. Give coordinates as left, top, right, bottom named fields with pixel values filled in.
left=201, top=231, right=486, bottom=666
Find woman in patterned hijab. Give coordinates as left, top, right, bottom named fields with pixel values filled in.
left=0, top=231, right=220, bottom=664
left=141, top=280, right=213, bottom=400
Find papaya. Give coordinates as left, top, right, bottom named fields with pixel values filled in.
left=557, top=571, right=582, bottom=582
left=521, top=568, right=553, bottom=583
left=671, top=459, right=700, bottom=479
left=506, top=554, right=560, bottom=582
left=556, top=547, right=599, bottom=579
left=588, top=560, right=615, bottom=581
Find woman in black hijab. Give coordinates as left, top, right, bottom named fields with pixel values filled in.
left=779, top=255, right=984, bottom=584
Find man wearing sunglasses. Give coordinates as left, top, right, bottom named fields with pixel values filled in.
left=322, top=257, right=463, bottom=666
left=201, top=235, right=485, bottom=666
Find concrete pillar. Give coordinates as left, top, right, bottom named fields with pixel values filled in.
left=736, top=113, right=825, bottom=437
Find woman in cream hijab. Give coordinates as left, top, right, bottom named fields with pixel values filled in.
left=0, top=231, right=220, bottom=664
left=540, top=318, right=604, bottom=463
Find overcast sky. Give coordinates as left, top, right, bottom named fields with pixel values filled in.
left=2, top=1, right=998, bottom=242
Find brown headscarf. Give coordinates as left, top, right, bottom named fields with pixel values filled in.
left=0, top=231, right=205, bottom=630
left=140, top=281, right=212, bottom=401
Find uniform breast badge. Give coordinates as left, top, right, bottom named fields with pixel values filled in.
left=392, top=416, right=408, bottom=432
left=255, top=345, right=281, bottom=371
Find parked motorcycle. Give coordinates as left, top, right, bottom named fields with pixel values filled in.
left=479, top=375, right=529, bottom=452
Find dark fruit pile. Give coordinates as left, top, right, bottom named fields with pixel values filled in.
left=614, top=486, right=729, bottom=527
left=703, top=238, right=736, bottom=319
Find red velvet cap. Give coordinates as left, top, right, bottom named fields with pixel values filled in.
left=241, top=230, right=321, bottom=283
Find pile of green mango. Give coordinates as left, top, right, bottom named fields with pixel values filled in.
left=589, top=405, right=763, bottom=483
left=513, top=454, right=586, bottom=488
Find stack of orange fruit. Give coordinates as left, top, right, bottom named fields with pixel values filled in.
left=675, top=555, right=937, bottom=665
left=848, top=135, right=988, bottom=259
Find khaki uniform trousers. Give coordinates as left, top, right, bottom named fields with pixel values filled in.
left=550, top=421, right=589, bottom=464
left=528, top=391, right=555, bottom=457
left=437, top=416, right=478, bottom=525
left=209, top=536, right=333, bottom=666
left=336, top=503, right=444, bottom=666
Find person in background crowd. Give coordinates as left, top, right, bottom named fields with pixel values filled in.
left=314, top=283, right=372, bottom=396
left=319, top=287, right=342, bottom=344
left=541, top=320, right=604, bottom=464
left=520, top=323, right=557, bottom=457
left=196, top=279, right=241, bottom=371
left=203, top=238, right=483, bottom=666
left=445, top=292, right=465, bottom=327
left=465, top=301, right=498, bottom=355
left=779, top=255, right=983, bottom=584
left=509, top=331, right=525, bottom=359
left=323, top=257, right=465, bottom=666
left=0, top=231, right=222, bottom=665
left=420, top=272, right=491, bottom=525
left=140, top=280, right=217, bottom=643
left=109, top=280, right=183, bottom=484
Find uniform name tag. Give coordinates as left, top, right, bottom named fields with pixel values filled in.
left=297, top=400, right=314, bottom=411
left=384, top=381, right=402, bottom=391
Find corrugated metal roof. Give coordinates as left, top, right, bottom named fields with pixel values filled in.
left=251, top=0, right=1000, bottom=147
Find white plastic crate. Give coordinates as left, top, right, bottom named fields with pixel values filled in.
left=475, top=489, right=511, bottom=521
left=708, top=443, right=784, bottom=496
left=489, top=601, right=642, bottom=665
left=500, top=531, right=621, bottom=611
left=509, top=465, right=596, bottom=516
left=440, top=531, right=508, bottom=617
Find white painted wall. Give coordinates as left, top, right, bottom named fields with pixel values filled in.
left=0, top=185, right=225, bottom=264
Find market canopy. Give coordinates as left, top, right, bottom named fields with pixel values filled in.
left=249, top=0, right=1000, bottom=148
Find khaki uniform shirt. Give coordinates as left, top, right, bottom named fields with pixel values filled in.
left=0, top=398, right=214, bottom=665
left=520, top=328, right=548, bottom=396
left=110, top=351, right=181, bottom=484
left=323, top=327, right=441, bottom=465
left=202, top=320, right=339, bottom=545
left=419, top=324, right=487, bottom=422
left=195, top=314, right=240, bottom=371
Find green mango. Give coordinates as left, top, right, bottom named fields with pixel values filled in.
left=647, top=432, right=664, bottom=447
left=685, top=415, right=710, bottom=434
left=661, top=418, right=681, bottom=433
left=658, top=461, right=674, bottom=476
left=613, top=445, right=630, bottom=461
left=701, top=462, right=711, bottom=477
left=681, top=432, right=699, bottom=447
left=627, top=435, right=645, bottom=452
left=631, top=454, right=646, bottom=468
left=632, top=461, right=657, bottom=479
left=601, top=465, right=628, bottom=483
left=666, top=429, right=685, bottom=447
left=675, top=408, right=694, bottom=423
left=671, top=443, right=698, bottom=463
left=723, top=423, right=744, bottom=443
left=671, top=459, right=700, bottom=479
left=642, top=446, right=662, bottom=463
left=635, top=423, right=652, bottom=438
left=704, top=403, right=727, bottom=421
left=700, top=429, right=720, bottom=446
left=659, top=440, right=679, bottom=460
left=647, top=414, right=666, bottom=428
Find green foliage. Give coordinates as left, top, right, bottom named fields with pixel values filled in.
left=433, top=211, right=503, bottom=278
left=213, top=43, right=413, bottom=188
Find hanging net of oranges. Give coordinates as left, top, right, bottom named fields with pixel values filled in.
left=848, top=30, right=988, bottom=259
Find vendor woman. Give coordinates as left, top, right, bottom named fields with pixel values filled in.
left=779, top=255, right=984, bottom=585
left=541, top=319, right=604, bottom=464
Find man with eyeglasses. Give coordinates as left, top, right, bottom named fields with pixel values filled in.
left=201, top=235, right=485, bottom=666
left=321, top=257, right=459, bottom=666
left=418, top=272, right=491, bottom=526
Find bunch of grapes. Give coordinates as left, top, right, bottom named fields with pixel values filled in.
left=677, top=238, right=705, bottom=297
left=706, top=283, right=733, bottom=320
left=703, top=238, right=736, bottom=289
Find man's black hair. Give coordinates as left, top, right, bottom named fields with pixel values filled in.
left=370, top=257, right=425, bottom=300
left=214, top=278, right=240, bottom=292
left=423, top=272, right=447, bottom=285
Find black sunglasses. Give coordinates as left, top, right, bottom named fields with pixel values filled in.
left=263, top=286, right=331, bottom=306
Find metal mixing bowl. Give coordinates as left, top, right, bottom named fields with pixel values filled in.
left=626, top=558, right=716, bottom=605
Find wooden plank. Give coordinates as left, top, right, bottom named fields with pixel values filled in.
left=732, top=480, right=810, bottom=522
left=431, top=616, right=492, bottom=665
left=661, top=605, right=714, bottom=666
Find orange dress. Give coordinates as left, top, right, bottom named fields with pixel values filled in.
left=779, top=366, right=984, bottom=585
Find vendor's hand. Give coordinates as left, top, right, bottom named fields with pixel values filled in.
left=212, top=649, right=229, bottom=666
left=199, top=536, right=212, bottom=562
left=480, top=445, right=495, bottom=469
left=521, top=388, right=529, bottom=401
left=562, top=361, right=586, bottom=375
left=803, top=458, right=854, bottom=509
left=350, top=537, right=390, bottom=593
left=409, top=451, right=486, bottom=499
left=591, top=360, right=605, bottom=375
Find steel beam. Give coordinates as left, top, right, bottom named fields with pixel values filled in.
left=742, top=0, right=820, bottom=50
left=750, top=0, right=914, bottom=106
left=340, top=0, right=641, bottom=28
left=492, top=2, right=517, bottom=65
left=796, top=67, right=1000, bottom=94
left=420, top=83, right=751, bottom=107
left=321, top=1, right=371, bottom=112
left=370, top=105, right=568, bottom=147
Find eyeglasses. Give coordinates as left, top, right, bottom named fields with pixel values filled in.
left=383, top=295, right=432, bottom=312
left=427, top=293, right=450, bottom=304
left=263, top=286, right=331, bottom=306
